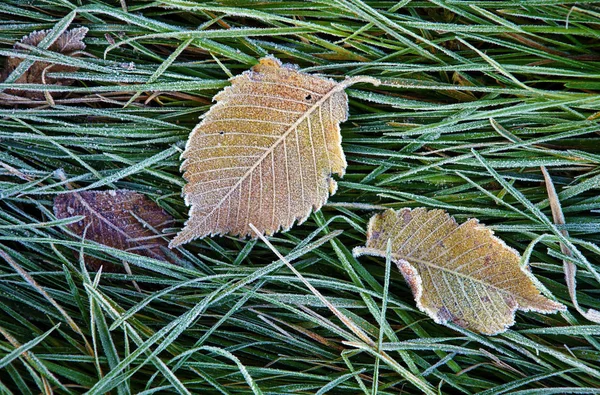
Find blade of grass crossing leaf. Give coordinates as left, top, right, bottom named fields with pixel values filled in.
left=1, top=12, right=76, bottom=86
left=314, top=214, right=459, bottom=374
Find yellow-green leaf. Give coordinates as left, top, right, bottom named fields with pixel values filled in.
left=353, top=208, right=565, bottom=335
left=171, top=56, right=377, bottom=247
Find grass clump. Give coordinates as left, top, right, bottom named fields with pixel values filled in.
left=1, top=1, right=600, bottom=394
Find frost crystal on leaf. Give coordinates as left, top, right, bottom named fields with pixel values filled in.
left=54, top=190, right=177, bottom=271
left=353, top=208, right=565, bottom=335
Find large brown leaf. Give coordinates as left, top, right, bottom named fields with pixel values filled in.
left=54, top=190, right=176, bottom=271
left=353, top=208, right=565, bottom=335
left=2, top=27, right=88, bottom=99
left=171, top=56, right=376, bottom=247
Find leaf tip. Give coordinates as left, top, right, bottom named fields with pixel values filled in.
left=176, top=55, right=351, bottom=245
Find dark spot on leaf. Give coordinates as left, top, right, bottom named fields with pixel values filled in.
left=305, top=94, right=312, bottom=100
left=437, top=306, right=455, bottom=322
left=248, top=71, right=264, bottom=81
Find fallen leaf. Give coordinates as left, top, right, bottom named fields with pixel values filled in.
left=1, top=27, right=88, bottom=100
left=353, top=208, right=565, bottom=335
left=171, top=56, right=378, bottom=247
left=54, top=190, right=177, bottom=271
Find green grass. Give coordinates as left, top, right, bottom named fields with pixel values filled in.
left=1, top=0, right=600, bottom=393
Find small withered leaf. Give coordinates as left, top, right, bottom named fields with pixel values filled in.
left=171, top=56, right=357, bottom=247
left=54, top=190, right=177, bottom=272
left=353, top=208, right=565, bottom=335
left=2, top=27, right=88, bottom=100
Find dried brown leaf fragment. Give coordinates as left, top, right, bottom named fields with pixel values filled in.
left=1, top=27, right=88, bottom=100
left=54, top=190, right=177, bottom=271
left=353, top=208, right=565, bottom=335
